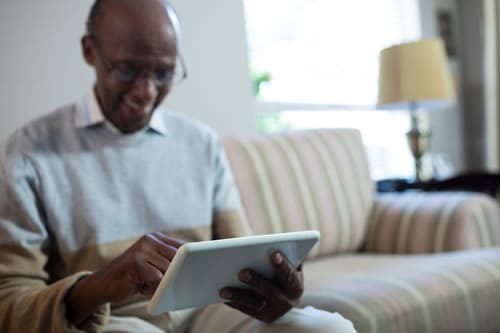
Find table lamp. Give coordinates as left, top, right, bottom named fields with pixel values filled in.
left=378, top=38, right=456, bottom=182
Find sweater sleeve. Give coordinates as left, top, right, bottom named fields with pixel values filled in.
left=0, top=149, right=109, bottom=333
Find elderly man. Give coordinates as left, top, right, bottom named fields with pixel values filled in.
left=0, top=0, right=356, bottom=332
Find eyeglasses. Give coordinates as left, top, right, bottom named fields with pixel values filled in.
left=89, top=34, right=187, bottom=87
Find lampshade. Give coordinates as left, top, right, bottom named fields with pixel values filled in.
left=378, top=38, right=456, bottom=109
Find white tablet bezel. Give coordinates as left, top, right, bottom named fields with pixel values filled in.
left=148, top=230, right=320, bottom=314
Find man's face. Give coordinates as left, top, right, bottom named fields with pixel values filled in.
left=82, top=2, right=178, bottom=133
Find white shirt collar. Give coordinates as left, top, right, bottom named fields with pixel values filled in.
left=75, top=89, right=168, bottom=136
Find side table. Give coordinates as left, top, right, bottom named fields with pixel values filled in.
left=376, top=172, right=500, bottom=198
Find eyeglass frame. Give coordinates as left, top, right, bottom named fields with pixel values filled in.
left=88, top=34, right=188, bottom=87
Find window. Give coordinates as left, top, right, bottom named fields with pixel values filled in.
left=243, top=0, right=422, bottom=179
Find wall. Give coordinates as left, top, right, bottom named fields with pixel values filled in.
left=167, top=0, right=254, bottom=136
left=0, top=0, right=472, bottom=174
left=455, top=0, right=490, bottom=170
left=0, top=0, right=255, bottom=141
left=429, top=0, right=500, bottom=172
left=419, top=0, right=465, bottom=173
left=483, top=0, right=500, bottom=170
left=0, top=0, right=94, bottom=139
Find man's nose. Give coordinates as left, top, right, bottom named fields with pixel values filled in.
left=130, top=74, right=157, bottom=102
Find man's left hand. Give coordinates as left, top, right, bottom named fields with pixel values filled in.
left=219, top=251, right=304, bottom=323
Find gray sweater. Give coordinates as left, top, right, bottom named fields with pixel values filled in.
left=0, top=93, right=247, bottom=332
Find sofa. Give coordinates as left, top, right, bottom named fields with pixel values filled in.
left=222, top=128, right=500, bottom=333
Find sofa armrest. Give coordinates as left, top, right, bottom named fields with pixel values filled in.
left=364, top=191, right=500, bottom=254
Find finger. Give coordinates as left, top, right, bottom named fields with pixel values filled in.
left=271, top=252, right=304, bottom=299
left=146, top=234, right=179, bottom=260
left=152, top=232, right=185, bottom=248
left=237, top=269, right=288, bottom=304
left=145, top=252, right=171, bottom=274
left=139, top=279, right=160, bottom=295
left=219, top=287, right=267, bottom=312
left=136, top=263, right=164, bottom=295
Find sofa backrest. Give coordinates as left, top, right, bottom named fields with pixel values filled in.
left=222, top=128, right=375, bottom=257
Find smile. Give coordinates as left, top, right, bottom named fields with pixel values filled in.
left=123, top=99, right=153, bottom=116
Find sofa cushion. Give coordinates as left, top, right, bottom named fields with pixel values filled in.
left=223, top=129, right=374, bottom=257
left=301, top=248, right=500, bottom=333
left=366, top=192, right=500, bottom=253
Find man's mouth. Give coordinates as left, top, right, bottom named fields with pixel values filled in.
left=122, top=99, right=154, bottom=116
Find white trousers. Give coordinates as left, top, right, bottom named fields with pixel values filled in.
left=189, top=304, right=357, bottom=333
left=104, top=304, right=357, bottom=333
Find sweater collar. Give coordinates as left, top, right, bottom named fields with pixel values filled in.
left=75, top=89, right=168, bottom=136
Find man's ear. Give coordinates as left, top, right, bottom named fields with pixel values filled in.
left=81, top=35, right=96, bottom=66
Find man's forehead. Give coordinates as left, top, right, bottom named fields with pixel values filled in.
left=96, top=0, right=174, bottom=36
left=99, top=0, right=170, bottom=15
left=98, top=3, right=177, bottom=48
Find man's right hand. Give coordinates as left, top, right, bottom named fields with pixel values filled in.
left=66, top=232, right=184, bottom=327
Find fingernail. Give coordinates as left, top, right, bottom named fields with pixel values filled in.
left=273, top=252, right=283, bottom=265
left=220, top=289, right=232, bottom=299
left=239, top=270, right=252, bottom=283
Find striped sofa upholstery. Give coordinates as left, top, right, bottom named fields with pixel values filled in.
left=300, top=249, right=500, bottom=333
left=223, top=129, right=374, bottom=257
left=222, top=128, right=500, bottom=333
left=367, top=192, right=500, bottom=253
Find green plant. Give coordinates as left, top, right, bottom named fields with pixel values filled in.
left=252, top=72, right=272, bottom=96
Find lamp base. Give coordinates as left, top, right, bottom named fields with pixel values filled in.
left=406, top=128, right=430, bottom=182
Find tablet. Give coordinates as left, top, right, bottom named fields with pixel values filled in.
left=147, top=230, right=320, bottom=314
